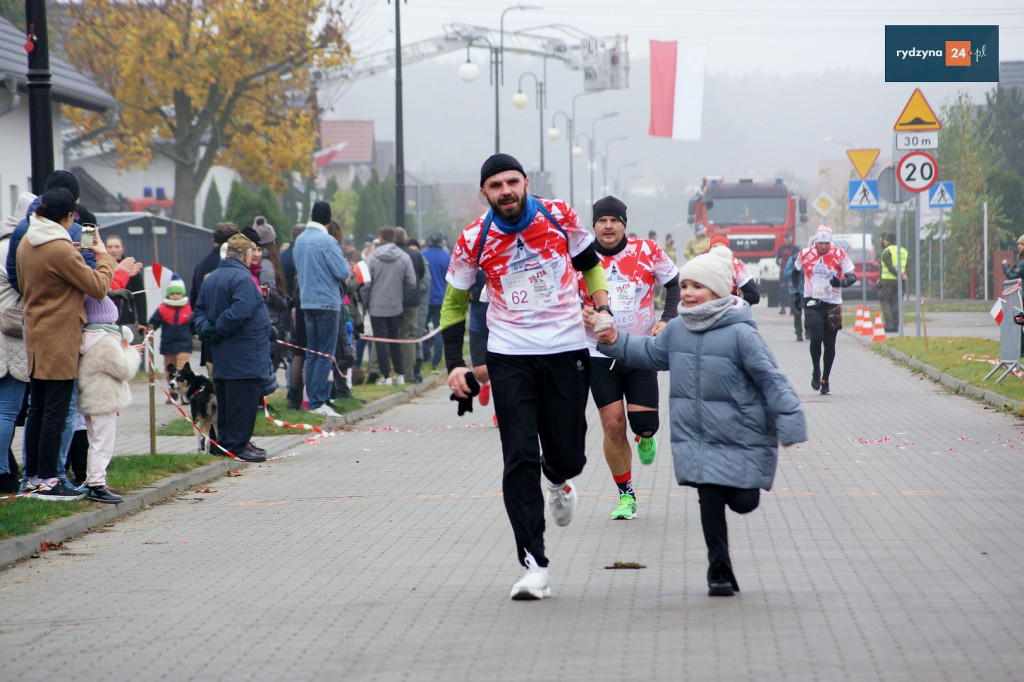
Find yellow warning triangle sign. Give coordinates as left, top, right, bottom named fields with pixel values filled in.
left=846, top=149, right=880, bottom=180
left=894, top=89, right=941, bottom=131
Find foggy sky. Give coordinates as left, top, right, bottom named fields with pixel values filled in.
left=325, top=1, right=1022, bottom=234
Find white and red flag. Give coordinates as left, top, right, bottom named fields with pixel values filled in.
left=648, top=40, right=706, bottom=141
left=990, top=299, right=1003, bottom=325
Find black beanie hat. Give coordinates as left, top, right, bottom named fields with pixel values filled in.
left=311, top=201, right=332, bottom=225
left=37, top=187, right=76, bottom=221
left=45, top=170, right=80, bottom=200
left=75, top=204, right=98, bottom=226
left=242, top=226, right=262, bottom=246
left=479, top=153, right=526, bottom=187
left=592, top=195, right=627, bottom=226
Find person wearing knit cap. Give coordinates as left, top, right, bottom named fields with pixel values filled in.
left=77, top=295, right=140, bottom=503
left=251, top=218, right=290, bottom=390
left=147, top=275, right=194, bottom=402
left=582, top=195, right=680, bottom=521
left=293, top=202, right=350, bottom=418
left=698, top=237, right=761, bottom=305
left=793, top=225, right=856, bottom=395
left=443, top=152, right=612, bottom=600
left=193, top=228, right=272, bottom=462
left=6, top=170, right=97, bottom=296
left=774, top=232, right=799, bottom=317
left=17, top=191, right=116, bottom=500
left=587, top=244, right=806, bottom=598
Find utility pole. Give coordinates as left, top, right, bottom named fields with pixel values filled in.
left=392, top=0, right=406, bottom=228
left=26, top=0, right=54, bottom=193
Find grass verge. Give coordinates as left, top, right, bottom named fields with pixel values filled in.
left=0, top=453, right=216, bottom=540
left=876, top=336, right=1024, bottom=409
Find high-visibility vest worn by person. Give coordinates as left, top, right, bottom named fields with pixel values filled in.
left=880, top=244, right=908, bottom=281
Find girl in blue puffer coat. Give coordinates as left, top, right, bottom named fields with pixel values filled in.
left=587, top=245, right=807, bottom=597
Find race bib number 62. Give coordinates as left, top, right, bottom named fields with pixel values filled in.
left=500, top=267, right=558, bottom=311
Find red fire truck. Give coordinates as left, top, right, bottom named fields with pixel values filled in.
left=687, top=177, right=807, bottom=306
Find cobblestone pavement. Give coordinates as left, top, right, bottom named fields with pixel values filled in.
left=1, top=305, right=1022, bottom=681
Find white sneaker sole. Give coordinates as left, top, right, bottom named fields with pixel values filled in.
left=510, top=584, right=551, bottom=600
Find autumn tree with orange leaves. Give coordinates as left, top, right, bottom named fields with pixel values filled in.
left=65, top=0, right=349, bottom=223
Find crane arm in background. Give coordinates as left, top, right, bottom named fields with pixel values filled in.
left=314, top=22, right=629, bottom=102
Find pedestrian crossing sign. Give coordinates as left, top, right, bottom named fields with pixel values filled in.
left=848, top=180, right=879, bottom=210
left=928, top=181, right=954, bottom=208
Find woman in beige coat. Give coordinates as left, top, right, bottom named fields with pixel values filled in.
left=15, top=187, right=115, bottom=500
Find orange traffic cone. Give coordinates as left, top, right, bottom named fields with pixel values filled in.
left=852, top=304, right=864, bottom=334
left=860, top=307, right=873, bottom=336
left=871, top=312, right=886, bottom=342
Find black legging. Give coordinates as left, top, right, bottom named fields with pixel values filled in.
left=697, top=484, right=760, bottom=591
left=804, top=304, right=839, bottom=381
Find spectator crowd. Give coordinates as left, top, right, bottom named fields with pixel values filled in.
left=0, top=169, right=447, bottom=495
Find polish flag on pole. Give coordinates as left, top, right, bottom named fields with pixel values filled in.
left=648, top=40, right=706, bottom=141
left=990, top=299, right=1003, bottom=325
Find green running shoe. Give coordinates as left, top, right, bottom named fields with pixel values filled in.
left=637, top=435, right=657, bottom=465
left=610, top=493, right=637, bottom=520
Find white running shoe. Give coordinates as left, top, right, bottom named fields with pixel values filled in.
left=510, top=553, right=551, bottom=600
left=310, top=404, right=341, bottom=418
left=547, top=479, right=577, bottom=527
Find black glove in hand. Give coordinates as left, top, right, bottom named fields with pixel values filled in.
left=449, top=372, right=481, bottom=416
left=829, top=276, right=842, bottom=288
left=198, top=327, right=223, bottom=346
left=1014, top=313, right=1024, bottom=326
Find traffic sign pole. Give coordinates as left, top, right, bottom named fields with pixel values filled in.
left=915, top=193, right=922, bottom=339
left=892, top=134, right=904, bottom=336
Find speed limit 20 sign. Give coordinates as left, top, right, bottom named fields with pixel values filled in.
left=896, top=151, right=938, bottom=193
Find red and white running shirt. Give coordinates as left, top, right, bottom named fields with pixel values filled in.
left=796, top=245, right=855, bottom=304
left=447, top=199, right=594, bottom=355
left=731, top=257, right=753, bottom=293
left=580, top=237, right=679, bottom=357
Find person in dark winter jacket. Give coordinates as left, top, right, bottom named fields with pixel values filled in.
left=147, top=276, right=194, bottom=402
left=587, top=245, right=806, bottom=598
left=361, top=225, right=415, bottom=384
left=193, top=233, right=271, bottom=462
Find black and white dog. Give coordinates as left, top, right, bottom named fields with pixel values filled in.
left=169, top=363, right=218, bottom=454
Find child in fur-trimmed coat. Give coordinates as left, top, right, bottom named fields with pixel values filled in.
left=78, top=295, right=140, bottom=504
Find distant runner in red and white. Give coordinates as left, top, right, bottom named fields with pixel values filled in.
left=793, top=225, right=856, bottom=396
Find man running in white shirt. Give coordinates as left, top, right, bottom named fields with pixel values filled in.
left=441, top=153, right=611, bottom=600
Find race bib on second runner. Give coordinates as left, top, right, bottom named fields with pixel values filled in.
left=610, top=281, right=635, bottom=315
left=500, top=266, right=558, bottom=311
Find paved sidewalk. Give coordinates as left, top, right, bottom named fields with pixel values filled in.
left=1, top=306, right=1023, bottom=681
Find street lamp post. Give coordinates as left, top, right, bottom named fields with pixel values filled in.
left=573, top=133, right=591, bottom=207
left=548, top=110, right=574, bottom=204
left=568, top=91, right=596, bottom=207
left=393, top=0, right=406, bottom=227
left=512, top=72, right=546, bottom=173
left=620, top=172, right=643, bottom=201
left=601, top=135, right=627, bottom=196
left=458, top=39, right=500, bottom=153
left=614, top=162, right=638, bottom=195
left=460, top=4, right=541, bottom=153
left=26, top=0, right=55, bottom=194
left=589, top=112, right=619, bottom=206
